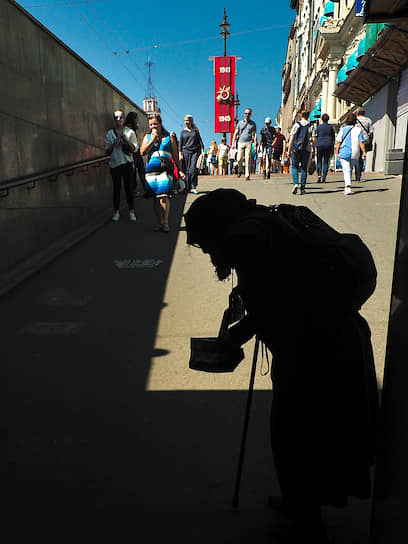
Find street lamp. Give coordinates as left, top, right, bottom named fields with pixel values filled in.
left=220, top=8, right=230, bottom=57
left=235, top=93, right=240, bottom=125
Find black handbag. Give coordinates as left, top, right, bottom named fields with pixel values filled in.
left=113, top=129, right=133, bottom=155
left=308, top=158, right=317, bottom=175
left=356, top=118, right=373, bottom=151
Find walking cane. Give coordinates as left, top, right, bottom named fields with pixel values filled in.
left=232, top=335, right=260, bottom=509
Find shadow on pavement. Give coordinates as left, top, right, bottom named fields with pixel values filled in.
left=3, top=192, right=374, bottom=542
left=2, top=193, right=279, bottom=539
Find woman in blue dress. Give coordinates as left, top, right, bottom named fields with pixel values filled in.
left=140, top=115, right=185, bottom=232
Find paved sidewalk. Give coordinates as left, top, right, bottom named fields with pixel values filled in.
left=3, top=171, right=401, bottom=541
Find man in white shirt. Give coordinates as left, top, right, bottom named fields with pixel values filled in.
left=355, top=107, right=373, bottom=181
left=232, top=108, right=257, bottom=180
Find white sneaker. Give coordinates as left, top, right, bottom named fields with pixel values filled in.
left=291, top=184, right=299, bottom=195
left=112, top=211, right=120, bottom=221
left=344, top=186, right=352, bottom=195
left=191, top=188, right=198, bottom=194
left=129, top=211, right=137, bottom=221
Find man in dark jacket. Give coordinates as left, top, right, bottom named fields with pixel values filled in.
left=184, top=189, right=379, bottom=544
left=312, top=113, right=335, bottom=183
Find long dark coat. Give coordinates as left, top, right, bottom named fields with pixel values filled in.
left=225, top=207, right=379, bottom=507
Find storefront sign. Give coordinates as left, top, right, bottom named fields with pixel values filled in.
left=356, top=0, right=365, bottom=17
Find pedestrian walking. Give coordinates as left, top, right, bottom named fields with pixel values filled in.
left=140, top=114, right=185, bottom=232
left=355, top=107, right=373, bottom=181
left=228, top=144, right=238, bottom=175
left=208, top=140, right=219, bottom=176
left=125, top=111, right=146, bottom=196
left=312, top=113, right=335, bottom=183
left=287, top=110, right=315, bottom=195
left=184, top=188, right=378, bottom=544
left=217, top=137, right=230, bottom=176
left=104, top=109, right=138, bottom=222
left=179, top=114, right=204, bottom=194
left=335, top=112, right=367, bottom=195
left=272, top=126, right=287, bottom=174
left=232, top=108, right=257, bottom=180
left=258, top=117, right=275, bottom=178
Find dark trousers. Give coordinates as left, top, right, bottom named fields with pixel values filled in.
left=133, top=151, right=146, bottom=190
left=354, top=150, right=364, bottom=181
left=291, top=150, right=310, bottom=187
left=183, top=149, right=200, bottom=191
left=110, top=162, right=134, bottom=210
left=316, top=146, right=332, bottom=182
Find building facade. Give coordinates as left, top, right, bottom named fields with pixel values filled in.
left=278, top=0, right=408, bottom=174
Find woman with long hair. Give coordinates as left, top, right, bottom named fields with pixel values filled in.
left=140, top=114, right=185, bottom=232
left=104, top=109, right=138, bottom=222
left=125, top=111, right=146, bottom=195
left=208, top=140, right=218, bottom=176
left=335, top=112, right=366, bottom=195
left=179, top=114, right=204, bottom=194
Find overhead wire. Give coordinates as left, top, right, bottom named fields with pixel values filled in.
left=63, top=0, right=146, bottom=96
left=126, top=24, right=291, bottom=53
left=24, top=0, right=113, bottom=6
left=83, top=0, right=183, bottom=127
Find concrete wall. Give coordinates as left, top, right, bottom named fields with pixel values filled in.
left=365, top=86, right=389, bottom=173
left=0, top=0, right=148, bottom=277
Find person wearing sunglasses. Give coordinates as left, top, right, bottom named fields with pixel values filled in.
left=232, top=108, right=257, bottom=180
left=104, top=109, right=138, bottom=222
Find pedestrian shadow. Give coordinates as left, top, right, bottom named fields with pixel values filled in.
left=352, top=188, right=389, bottom=195
left=305, top=187, right=345, bottom=194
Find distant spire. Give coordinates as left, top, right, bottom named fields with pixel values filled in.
left=145, top=57, right=153, bottom=98
left=143, top=57, right=161, bottom=117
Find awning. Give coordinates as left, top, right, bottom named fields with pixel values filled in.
left=357, top=24, right=390, bottom=60
left=346, top=51, right=358, bottom=74
left=334, top=23, right=408, bottom=105
left=310, top=98, right=322, bottom=121
left=324, top=1, right=335, bottom=16
left=337, top=65, right=347, bottom=85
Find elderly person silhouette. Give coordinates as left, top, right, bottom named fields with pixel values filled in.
left=184, top=188, right=379, bottom=544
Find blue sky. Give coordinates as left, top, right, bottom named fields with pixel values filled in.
left=19, top=0, right=295, bottom=148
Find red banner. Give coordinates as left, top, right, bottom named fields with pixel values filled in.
left=214, top=56, right=236, bottom=133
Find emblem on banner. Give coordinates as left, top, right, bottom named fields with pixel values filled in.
left=216, top=85, right=233, bottom=104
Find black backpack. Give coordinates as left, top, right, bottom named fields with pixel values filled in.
left=292, top=122, right=311, bottom=152
left=269, top=204, right=377, bottom=310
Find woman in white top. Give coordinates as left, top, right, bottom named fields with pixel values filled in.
left=104, top=110, right=138, bottom=221
left=208, top=141, right=218, bottom=176
left=335, top=112, right=366, bottom=195
left=217, top=137, right=230, bottom=175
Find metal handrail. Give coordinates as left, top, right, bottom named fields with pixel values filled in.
left=0, top=155, right=110, bottom=194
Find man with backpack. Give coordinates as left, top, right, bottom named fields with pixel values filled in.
left=287, top=110, right=315, bottom=195
left=184, top=188, right=378, bottom=544
left=259, top=117, right=277, bottom=179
